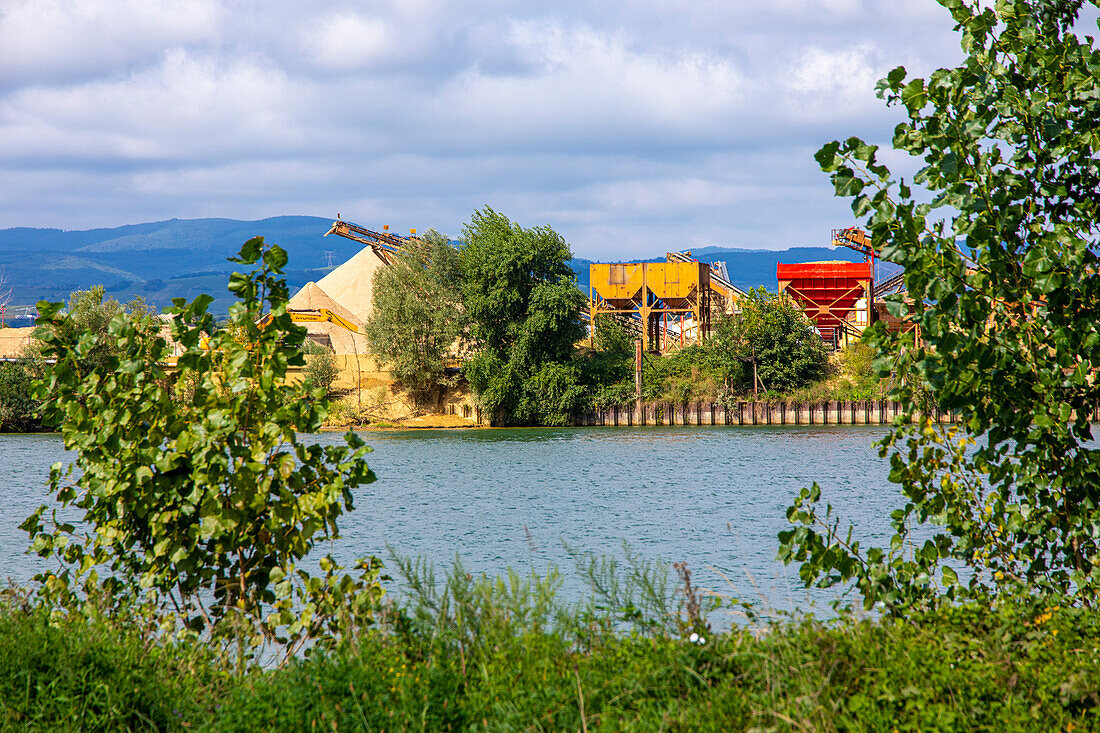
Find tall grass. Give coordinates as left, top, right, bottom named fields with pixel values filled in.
left=4, top=568, right=1100, bottom=731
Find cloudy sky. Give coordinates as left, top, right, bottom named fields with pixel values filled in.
left=0, top=0, right=977, bottom=258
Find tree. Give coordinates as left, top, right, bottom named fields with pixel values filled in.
left=22, top=238, right=384, bottom=664
left=364, top=229, right=465, bottom=408
left=459, top=208, right=586, bottom=426
left=302, top=339, right=340, bottom=395
left=713, top=288, right=827, bottom=394
left=22, top=287, right=156, bottom=374
left=780, top=0, right=1100, bottom=610
left=0, top=360, right=40, bottom=432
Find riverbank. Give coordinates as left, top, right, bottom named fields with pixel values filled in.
left=323, top=413, right=480, bottom=430
left=3, top=590, right=1096, bottom=731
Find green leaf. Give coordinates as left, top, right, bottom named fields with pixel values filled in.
left=901, top=78, right=927, bottom=112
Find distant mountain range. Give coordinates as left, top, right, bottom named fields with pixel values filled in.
left=0, top=216, right=895, bottom=323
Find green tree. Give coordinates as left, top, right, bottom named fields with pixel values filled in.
left=23, top=287, right=156, bottom=373
left=22, top=238, right=384, bottom=664
left=715, top=288, right=827, bottom=394
left=0, top=361, right=41, bottom=432
left=780, top=0, right=1100, bottom=610
left=460, top=208, right=586, bottom=426
left=364, top=229, right=465, bottom=408
left=302, top=339, right=340, bottom=395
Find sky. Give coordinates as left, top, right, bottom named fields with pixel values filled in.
left=0, top=0, right=989, bottom=259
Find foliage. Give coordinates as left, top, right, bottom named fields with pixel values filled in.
left=5, top=575, right=1100, bottom=731
left=301, top=339, right=339, bottom=395
left=0, top=360, right=41, bottom=432
left=21, top=237, right=385, bottom=666
left=838, top=340, right=873, bottom=381
left=781, top=0, right=1100, bottom=610
left=459, top=208, right=586, bottom=425
left=717, top=287, right=828, bottom=393
left=3, top=287, right=156, bottom=433
left=0, top=588, right=225, bottom=731
left=779, top=342, right=889, bottom=404
left=22, top=287, right=156, bottom=374
left=364, top=229, right=465, bottom=408
left=583, top=315, right=637, bottom=407
left=586, top=288, right=827, bottom=406
left=638, top=345, right=726, bottom=403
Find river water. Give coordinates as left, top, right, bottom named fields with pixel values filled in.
left=0, top=426, right=904, bottom=613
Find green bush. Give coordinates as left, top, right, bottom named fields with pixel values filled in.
left=4, top=580, right=1099, bottom=731
left=22, top=238, right=383, bottom=668
left=0, top=360, right=41, bottom=432
left=641, top=345, right=725, bottom=403
left=583, top=315, right=636, bottom=408
left=302, top=340, right=339, bottom=395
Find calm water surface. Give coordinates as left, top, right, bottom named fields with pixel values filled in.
left=0, top=426, right=902, bottom=611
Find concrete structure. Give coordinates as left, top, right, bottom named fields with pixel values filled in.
left=0, top=326, right=34, bottom=359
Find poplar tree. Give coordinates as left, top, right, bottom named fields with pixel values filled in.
left=781, top=0, right=1100, bottom=609
left=364, top=229, right=465, bottom=408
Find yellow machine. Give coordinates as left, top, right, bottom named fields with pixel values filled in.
left=256, top=308, right=361, bottom=334
left=589, top=260, right=712, bottom=352
left=197, top=309, right=361, bottom=351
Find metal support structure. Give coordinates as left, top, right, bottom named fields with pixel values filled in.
left=777, top=261, right=874, bottom=348
left=324, top=218, right=419, bottom=265
left=666, top=250, right=744, bottom=316
left=588, top=261, right=713, bottom=353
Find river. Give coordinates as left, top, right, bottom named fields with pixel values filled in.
left=0, top=426, right=904, bottom=614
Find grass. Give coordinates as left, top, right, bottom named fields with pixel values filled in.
left=778, top=342, right=890, bottom=404
left=3, top=566, right=1100, bottom=732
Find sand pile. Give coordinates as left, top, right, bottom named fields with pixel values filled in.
left=286, top=281, right=370, bottom=355
left=314, top=246, right=388, bottom=325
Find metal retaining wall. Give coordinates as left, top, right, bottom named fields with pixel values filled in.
left=476, top=402, right=1100, bottom=427
left=571, top=401, right=928, bottom=427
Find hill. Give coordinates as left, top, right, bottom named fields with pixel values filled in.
left=0, top=216, right=363, bottom=320
left=0, top=217, right=895, bottom=322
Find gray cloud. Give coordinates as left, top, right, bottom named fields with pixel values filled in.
left=0, top=0, right=1010, bottom=258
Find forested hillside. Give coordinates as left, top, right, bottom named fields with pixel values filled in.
left=0, top=216, right=880, bottom=317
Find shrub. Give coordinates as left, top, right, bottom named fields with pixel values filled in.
left=302, top=340, right=339, bottom=395
left=0, top=360, right=40, bottom=432
left=22, top=238, right=384, bottom=667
